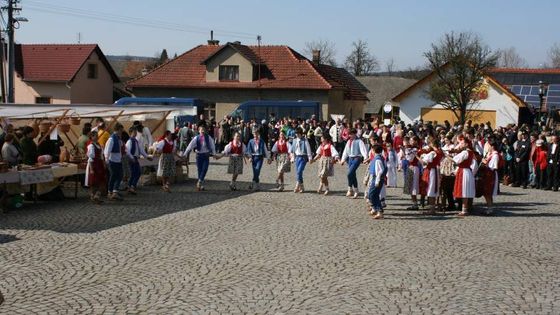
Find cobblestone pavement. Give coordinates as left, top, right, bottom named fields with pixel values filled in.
left=1, top=160, right=560, bottom=314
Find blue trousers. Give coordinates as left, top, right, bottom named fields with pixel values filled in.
left=295, top=156, right=308, bottom=183
left=368, top=181, right=383, bottom=212
left=128, top=158, right=141, bottom=188
left=347, top=157, right=361, bottom=188
left=402, top=159, right=409, bottom=180
left=252, top=156, right=264, bottom=183
left=196, top=153, right=210, bottom=182
left=108, top=161, right=123, bottom=193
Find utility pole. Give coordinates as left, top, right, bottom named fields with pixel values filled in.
left=0, top=22, right=6, bottom=103
left=4, top=0, right=25, bottom=103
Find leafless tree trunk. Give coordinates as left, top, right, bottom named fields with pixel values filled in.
left=303, top=39, right=338, bottom=66
left=344, top=40, right=379, bottom=76
left=385, top=58, right=397, bottom=75
left=497, top=47, right=528, bottom=68
left=549, top=43, right=560, bottom=68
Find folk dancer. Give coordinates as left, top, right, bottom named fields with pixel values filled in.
left=221, top=132, right=246, bottom=191
left=290, top=128, right=313, bottom=193
left=480, top=141, right=501, bottom=215
left=404, top=136, right=421, bottom=210
left=85, top=131, right=107, bottom=204
left=440, top=135, right=457, bottom=211
left=368, top=145, right=387, bottom=219
left=103, top=123, right=125, bottom=201
left=245, top=130, right=270, bottom=191
left=385, top=142, right=398, bottom=188
left=340, top=128, right=368, bottom=198
left=271, top=132, right=292, bottom=191
left=453, top=135, right=477, bottom=217
left=126, top=127, right=152, bottom=194
left=183, top=125, right=216, bottom=191
left=311, top=134, right=339, bottom=195
left=156, top=131, right=179, bottom=192
left=420, top=139, right=442, bottom=214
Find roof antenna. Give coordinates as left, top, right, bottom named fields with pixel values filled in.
left=77, top=32, right=81, bottom=44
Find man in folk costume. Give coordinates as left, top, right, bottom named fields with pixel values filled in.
left=271, top=132, right=292, bottom=192
left=103, top=123, right=125, bottom=201
left=404, top=136, right=421, bottom=210
left=420, top=139, right=443, bottom=215
left=126, top=126, right=151, bottom=195
left=245, top=130, right=270, bottom=191
left=311, top=134, right=339, bottom=196
left=290, top=128, right=313, bottom=193
left=221, top=132, right=246, bottom=191
left=453, top=135, right=477, bottom=217
left=368, top=145, right=387, bottom=220
left=183, top=125, right=216, bottom=191
left=340, top=128, right=368, bottom=199
left=481, top=141, right=501, bottom=215
left=85, top=131, right=107, bottom=204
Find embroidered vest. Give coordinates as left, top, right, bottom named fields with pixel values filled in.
left=162, top=139, right=174, bottom=153
left=276, top=141, right=288, bottom=154
left=110, top=133, right=120, bottom=154
left=195, top=134, right=211, bottom=152
left=230, top=141, right=243, bottom=155
left=320, top=144, right=332, bottom=157
left=458, top=150, right=474, bottom=168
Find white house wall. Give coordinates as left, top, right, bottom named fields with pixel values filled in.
left=397, top=78, right=520, bottom=127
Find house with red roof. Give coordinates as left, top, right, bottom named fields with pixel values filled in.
left=14, top=44, right=119, bottom=104
left=126, top=41, right=369, bottom=120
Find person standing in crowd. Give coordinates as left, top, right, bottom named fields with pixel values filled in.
left=385, top=142, right=398, bottom=188
left=76, top=123, right=92, bottom=156
left=533, top=139, right=548, bottom=189
left=340, top=128, right=368, bottom=199
left=311, top=134, right=339, bottom=196
left=97, top=123, right=110, bottom=148
left=313, top=121, right=323, bottom=152
left=1, top=134, right=20, bottom=167
left=290, top=127, right=313, bottom=193
left=221, top=132, right=246, bottom=191
left=368, top=144, right=387, bottom=220
left=546, top=135, right=560, bottom=191
left=20, top=127, right=37, bottom=165
left=481, top=141, right=501, bottom=215
left=104, top=123, right=125, bottom=201
left=178, top=122, right=194, bottom=153
left=329, top=119, right=343, bottom=153
left=85, top=131, right=107, bottom=204
left=245, top=130, right=270, bottom=191
left=183, top=125, right=216, bottom=191
left=126, top=127, right=151, bottom=194
left=440, top=135, right=457, bottom=211
left=404, top=136, right=421, bottom=210
left=513, top=131, right=530, bottom=188
left=420, top=139, right=442, bottom=215
left=38, top=131, right=64, bottom=163
left=120, top=131, right=131, bottom=192
left=453, top=135, right=476, bottom=217
left=271, top=132, right=291, bottom=192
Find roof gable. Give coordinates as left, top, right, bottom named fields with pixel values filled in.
left=15, top=44, right=119, bottom=83
left=201, top=42, right=264, bottom=65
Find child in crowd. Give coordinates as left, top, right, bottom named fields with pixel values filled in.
left=221, top=132, right=246, bottom=191
left=368, top=145, right=387, bottom=219
left=311, top=134, right=339, bottom=195
left=271, top=132, right=291, bottom=191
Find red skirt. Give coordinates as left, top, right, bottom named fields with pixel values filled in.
left=420, top=170, right=429, bottom=196
left=88, top=159, right=107, bottom=187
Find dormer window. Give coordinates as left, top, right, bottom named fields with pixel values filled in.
left=219, top=65, right=239, bottom=81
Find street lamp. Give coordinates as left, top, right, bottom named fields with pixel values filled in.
left=538, top=81, right=548, bottom=127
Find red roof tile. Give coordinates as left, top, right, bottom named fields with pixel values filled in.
left=15, top=44, right=119, bottom=82
left=315, top=64, right=369, bottom=100
left=127, top=44, right=341, bottom=91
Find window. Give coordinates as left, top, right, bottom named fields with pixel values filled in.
left=87, top=63, right=98, bottom=79
left=219, top=65, right=239, bottom=81
left=35, top=96, right=52, bottom=104
left=203, top=103, right=216, bottom=120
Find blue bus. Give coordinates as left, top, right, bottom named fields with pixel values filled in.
left=231, top=100, right=322, bottom=121
left=114, top=97, right=206, bottom=126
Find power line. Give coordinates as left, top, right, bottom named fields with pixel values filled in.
left=24, top=0, right=259, bottom=40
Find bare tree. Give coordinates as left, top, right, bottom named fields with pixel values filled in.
left=549, top=43, right=560, bottom=68
left=496, top=47, right=528, bottom=68
left=424, top=31, right=499, bottom=124
left=303, top=39, right=338, bottom=66
left=385, top=58, right=397, bottom=75
left=344, top=40, right=379, bottom=76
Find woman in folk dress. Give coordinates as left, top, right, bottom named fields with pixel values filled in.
left=420, top=139, right=442, bottom=214
left=156, top=130, right=178, bottom=193
left=481, top=141, right=501, bottom=215
left=311, top=134, right=339, bottom=195
left=271, top=132, right=292, bottom=191
left=453, top=135, right=477, bottom=217
left=85, top=131, right=107, bottom=204
left=222, top=132, right=246, bottom=191
left=385, top=142, right=398, bottom=188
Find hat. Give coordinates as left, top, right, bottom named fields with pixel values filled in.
left=536, top=139, right=544, bottom=146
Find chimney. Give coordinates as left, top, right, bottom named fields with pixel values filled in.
left=312, top=50, right=321, bottom=65
left=207, top=30, right=220, bottom=46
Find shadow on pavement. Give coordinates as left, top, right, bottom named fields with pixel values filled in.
left=0, top=179, right=276, bottom=234
left=0, top=234, right=20, bottom=244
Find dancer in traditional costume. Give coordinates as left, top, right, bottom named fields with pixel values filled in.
left=420, top=139, right=442, bottom=214
left=385, top=142, right=398, bottom=188
left=404, top=136, right=421, bottom=210
left=453, top=135, right=477, bottom=217
left=85, top=131, right=107, bottom=204
left=103, top=123, right=125, bottom=201
left=311, top=134, right=339, bottom=195
left=367, top=145, right=387, bottom=219
left=340, top=128, right=368, bottom=198
left=290, top=128, right=313, bottom=193
left=156, top=131, right=178, bottom=192
left=271, top=132, right=291, bottom=191
left=126, top=126, right=151, bottom=194
left=222, top=132, right=246, bottom=191
left=481, top=141, right=501, bottom=215
left=183, top=125, right=216, bottom=191
left=245, top=130, right=270, bottom=191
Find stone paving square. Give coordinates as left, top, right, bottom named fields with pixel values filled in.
left=1, top=160, right=559, bottom=314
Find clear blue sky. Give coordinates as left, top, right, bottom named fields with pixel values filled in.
left=14, top=0, right=559, bottom=69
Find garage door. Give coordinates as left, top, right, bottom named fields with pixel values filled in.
left=421, top=108, right=496, bottom=126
